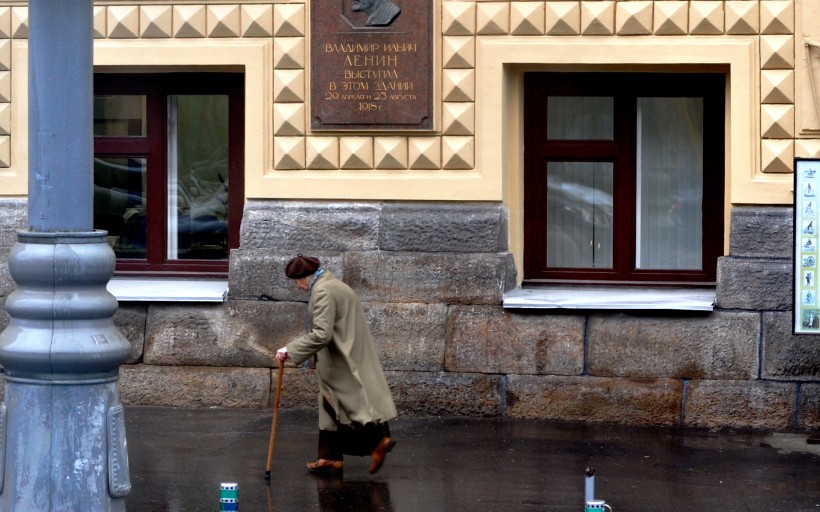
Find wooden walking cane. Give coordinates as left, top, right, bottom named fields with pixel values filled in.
left=265, top=359, right=285, bottom=483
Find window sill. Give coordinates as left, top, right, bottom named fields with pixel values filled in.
left=107, top=277, right=228, bottom=302
left=503, top=286, right=715, bottom=311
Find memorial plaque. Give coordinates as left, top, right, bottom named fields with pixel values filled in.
left=311, top=0, right=434, bottom=131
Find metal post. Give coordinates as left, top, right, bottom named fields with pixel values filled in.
left=0, top=0, right=132, bottom=510
left=27, top=0, right=94, bottom=230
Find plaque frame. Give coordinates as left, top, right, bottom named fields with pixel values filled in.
left=310, top=0, right=435, bottom=131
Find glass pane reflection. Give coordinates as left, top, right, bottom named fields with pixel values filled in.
left=94, top=95, right=146, bottom=137
left=167, top=95, right=230, bottom=261
left=547, top=162, right=614, bottom=268
left=547, top=96, right=614, bottom=140
left=93, top=157, right=147, bottom=259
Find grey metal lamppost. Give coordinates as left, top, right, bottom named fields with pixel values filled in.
left=0, top=0, right=131, bottom=509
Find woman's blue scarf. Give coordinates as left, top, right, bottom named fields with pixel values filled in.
left=304, top=268, right=326, bottom=332
left=309, top=268, right=326, bottom=291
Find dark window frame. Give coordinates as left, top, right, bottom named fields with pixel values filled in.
left=523, top=72, right=725, bottom=286
left=94, top=72, right=245, bottom=277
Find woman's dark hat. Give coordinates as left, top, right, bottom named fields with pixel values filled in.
left=285, top=255, right=320, bottom=279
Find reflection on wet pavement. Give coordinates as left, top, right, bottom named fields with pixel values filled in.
left=123, top=407, right=820, bottom=512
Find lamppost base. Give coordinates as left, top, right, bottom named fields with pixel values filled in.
left=0, top=230, right=131, bottom=511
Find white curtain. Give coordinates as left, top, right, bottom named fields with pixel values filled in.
left=166, top=96, right=180, bottom=260
left=547, top=96, right=614, bottom=140
left=636, top=97, right=703, bottom=270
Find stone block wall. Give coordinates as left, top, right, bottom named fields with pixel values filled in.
left=1, top=199, right=818, bottom=432
left=0, top=199, right=25, bottom=336
left=715, top=207, right=819, bottom=430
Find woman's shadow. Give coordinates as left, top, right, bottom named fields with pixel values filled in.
left=315, top=475, right=394, bottom=512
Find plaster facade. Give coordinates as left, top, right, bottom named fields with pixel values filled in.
left=0, top=1, right=818, bottom=431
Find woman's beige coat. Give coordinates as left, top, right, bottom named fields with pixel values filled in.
left=286, top=271, right=397, bottom=431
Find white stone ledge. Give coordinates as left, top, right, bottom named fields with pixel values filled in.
left=503, top=286, right=715, bottom=311
left=107, top=278, right=228, bottom=302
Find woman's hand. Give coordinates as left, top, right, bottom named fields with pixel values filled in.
left=276, top=347, right=289, bottom=361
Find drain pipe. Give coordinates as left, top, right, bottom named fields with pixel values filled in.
left=0, top=0, right=131, bottom=509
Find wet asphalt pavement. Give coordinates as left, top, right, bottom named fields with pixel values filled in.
left=123, top=406, right=820, bottom=512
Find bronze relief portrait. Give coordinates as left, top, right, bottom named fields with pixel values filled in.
left=351, top=0, right=401, bottom=26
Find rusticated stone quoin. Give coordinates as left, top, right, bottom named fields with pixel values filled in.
left=277, top=369, right=506, bottom=418
left=229, top=250, right=344, bottom=301
left=716, top=257, right=792, bottom=310
left=275, top=367, right=320, bottom=409
left=762, top=312, right=820, bottom=380
left=506, top=375, right=683, bottom=426
left=144, top=302, right=305, bottom=367
left=0, top=296, right=7, bottom=333
left=684, top=380, right=796, bottom=430
left=0, top=199, right=26, bottom=299
left=0, top=198, right=812, bottom=432
left=239, top=200, right=381, bottom=251
left=113, top=303, right=147, bottom=364
left=120, top=364, right=270, bottom=408
left=588, top=311, right=760, bottom=379
left=345, top=251, right=514, bottom=305
left=0, top=199, right=26, bottom=250
left=365, top=302, right=448, bottom=372
left=0, top=261, right=13, bottom=297
left=378, top=203, right=507, bottom=253
left=729, top=206, right=793, bottom=258
left=798, top=383, right=820, bottom=430
left=445, top=306, right=584, bottom=375
left=387, top=371, right=505, bottom=417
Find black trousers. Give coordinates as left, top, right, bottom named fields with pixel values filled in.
left=318, top=399, right=390, bottom=460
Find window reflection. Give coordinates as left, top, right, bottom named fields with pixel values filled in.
left=547, top=96, right=614, bottom=140
left=167, top=95, right=230, bottom=261
left=93, top=95, right=146, bottom=137
left=546, top=162, right=614, bottom=268
left=93, top=157, right=147, bottom=259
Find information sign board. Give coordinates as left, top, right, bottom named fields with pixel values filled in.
left=794, top=159, right=820, bottom=333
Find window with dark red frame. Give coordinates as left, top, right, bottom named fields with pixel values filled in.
left=523, top=72, right=725, bottom=286
left=93, top=73, right=244, bottom=277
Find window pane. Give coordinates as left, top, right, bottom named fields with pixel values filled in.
left=93, top=95, right=146, bottom=137
left=636, top=97, right=703, bottom=270
left=547, top=96, right=614, bottom=140
left=93, top=157, right=147, bottom=259
left=167, top=95, right=230, bottom=261
left=547, top=162, right=613, bottom=268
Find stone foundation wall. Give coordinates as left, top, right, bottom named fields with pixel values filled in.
left=0, top=199, right=25, bottom=336
left=1, top=199, right=818, bottom=431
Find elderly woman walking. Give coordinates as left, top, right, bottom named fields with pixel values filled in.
left=276, top=255, right=397, bottom=474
